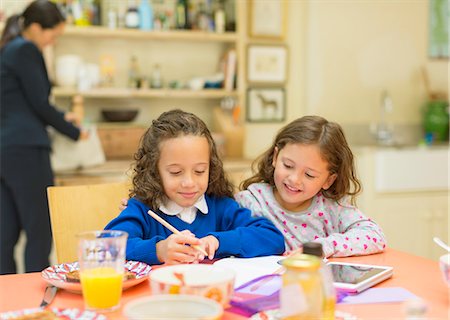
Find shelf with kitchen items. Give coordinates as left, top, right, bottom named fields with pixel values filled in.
left=51, top=87, right=239, bottom=99
left=62, top=25, right=238, bottom=43
left=51, top=24, right=240, bottom=101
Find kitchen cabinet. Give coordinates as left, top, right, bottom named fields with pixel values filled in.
left=354, top=147, right=449, bottom=261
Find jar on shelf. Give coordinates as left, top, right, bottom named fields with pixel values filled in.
left=423, top=100, right=449, bottom=142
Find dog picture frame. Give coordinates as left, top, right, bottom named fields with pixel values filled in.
left=247, top=88, right=285, bottom=123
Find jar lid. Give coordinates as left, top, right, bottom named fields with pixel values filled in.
left=302, top=242, right=323, bottom=258
left=281, top=254, right=321, bottom=270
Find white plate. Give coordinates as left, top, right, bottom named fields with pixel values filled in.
left=0, top=308, right=106, bottom=320
left=41, top=260, right=151, bottom=293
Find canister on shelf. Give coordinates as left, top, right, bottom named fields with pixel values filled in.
left=279, top=254, right=324, bottom=320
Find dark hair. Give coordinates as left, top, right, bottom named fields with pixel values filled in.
left=131, top=109, right=234, bottom=209
left=240, top=115, right=362, bottom=205
left=1, top=0, right=65, bottom=49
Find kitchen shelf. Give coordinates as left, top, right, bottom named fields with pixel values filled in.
left=63, top=25, right=238, bottom=43
left=52, top=87, right=238, bottom=99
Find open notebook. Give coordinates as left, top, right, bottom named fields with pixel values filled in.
left=213, top=255, right=283, bottom=288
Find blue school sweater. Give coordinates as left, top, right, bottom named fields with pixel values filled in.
left=105, top=195, right=285, bottom=265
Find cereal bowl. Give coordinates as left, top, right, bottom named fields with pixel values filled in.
left=124, top=294, right=223, bottom=320
left=149, top=264, right=235, bottom=306
left=439, top=253, right=450, bottom=287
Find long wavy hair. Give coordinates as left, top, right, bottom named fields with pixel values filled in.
left=131, top=109, right=234, bottom=209
left=1, top=0, right=65, bottom=49
left=240, top=115, right=362, bottom=205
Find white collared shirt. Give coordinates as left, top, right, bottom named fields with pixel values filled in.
left=159, top=195, right=208, bottom=224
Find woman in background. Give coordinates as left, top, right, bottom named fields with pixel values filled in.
left=0, top=0, right=87, bottom=274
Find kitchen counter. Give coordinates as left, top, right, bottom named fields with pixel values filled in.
left=55, top=158, right=254, bottom=189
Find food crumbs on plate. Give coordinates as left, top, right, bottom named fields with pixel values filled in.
left=65, top=270, right=136, bottom=283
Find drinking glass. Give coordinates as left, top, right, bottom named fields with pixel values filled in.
left=77, top=230, right=128, bottom=312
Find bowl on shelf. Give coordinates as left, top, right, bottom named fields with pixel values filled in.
left=124, top=294, right=223, bottom=320
left=101, top=109, right=139, bottom=122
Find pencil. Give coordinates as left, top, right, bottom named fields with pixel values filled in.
left=148, top=209, right=208, bottom=256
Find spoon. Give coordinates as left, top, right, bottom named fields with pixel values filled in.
left=433, top=237, right=450, bottom=252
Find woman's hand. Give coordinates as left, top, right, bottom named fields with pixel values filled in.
left=199, top=235, right=219, bottom=260
left=156, top=230, right=203, bottom=265
left=64, top=111, right=82, bottom=126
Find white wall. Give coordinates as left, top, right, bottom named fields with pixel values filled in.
left=244, top=0, right=448, bottom=158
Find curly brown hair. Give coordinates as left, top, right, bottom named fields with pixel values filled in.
left=131, top=109, right=234, bottom=209
left=240, top=115, right=362, bottom=205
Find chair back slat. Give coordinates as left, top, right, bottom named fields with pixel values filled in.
left=47, top=182, right=130, bottom=263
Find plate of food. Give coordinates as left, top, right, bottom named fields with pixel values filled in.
left=0, top=307, right=106, bottom=320
left=41, top=260, right=151, bottom=293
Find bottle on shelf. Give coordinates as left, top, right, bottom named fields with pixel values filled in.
left=139, top=0, right=154, bottom=30
left=107, top=5, right=117, bottom=29
left=214, top=1, right=225, bottom=33
left=150, top=64, right=162, bottom=89
left=196, top=2, right=210, bottom=31
left=72, top=0, right=90, bottom=26
left=125, top=0, right=140, bottom=28
left=175, top=0, right=189, bottom=29
left=91, top=0, right=102, bottom=25
left=128, top=55, right=141, bottom=88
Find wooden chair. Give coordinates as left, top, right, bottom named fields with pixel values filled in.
left=47, top=182, right=130, bottom=263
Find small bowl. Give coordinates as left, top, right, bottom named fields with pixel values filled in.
left=439, top=253, right=450, bottom=287
left=101, top=109, right=139, bottom=122
left=124, top=294, right=223, bottom=320
left=149, top=264, right=235, bottom=306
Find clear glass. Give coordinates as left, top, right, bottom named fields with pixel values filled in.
left=77, top=230, right=128, bottom=312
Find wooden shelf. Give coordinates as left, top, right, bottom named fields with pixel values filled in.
left=63, top=25, right=237, bottom=43
left=52, top=87, right=238, bottom=99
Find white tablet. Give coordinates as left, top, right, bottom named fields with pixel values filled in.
left=326, top=261, right=393, bottom=293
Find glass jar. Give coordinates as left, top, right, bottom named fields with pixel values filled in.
left=423, top=100, right=449, bottom=142
left=302, top=243, right=336, bottom=319
left=279, top=254, right=324, bottom=320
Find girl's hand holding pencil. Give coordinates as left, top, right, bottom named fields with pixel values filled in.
left=156, top=231, right=205, bottom=264
left=149, top=209, right=211, bottom=264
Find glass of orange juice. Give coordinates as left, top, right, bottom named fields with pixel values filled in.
left=77, top=230, right=128, bottom=312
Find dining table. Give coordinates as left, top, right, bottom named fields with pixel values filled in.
left=0, top=248, right=448, bottom=319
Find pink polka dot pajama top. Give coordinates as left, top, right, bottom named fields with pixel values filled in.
left=235, top=183, right=387, bottom=258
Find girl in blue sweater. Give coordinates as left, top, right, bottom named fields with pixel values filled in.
left=105, top=109, right=284, bottom=265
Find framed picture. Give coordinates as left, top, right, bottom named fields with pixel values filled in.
left=247, top=88, right=285, bottom=123
left=247, top=45, right=288, bottom=84
left=249, top=0, right=287, bottom=39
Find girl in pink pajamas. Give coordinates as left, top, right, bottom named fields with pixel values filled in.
left=235, top=116, right=386, bottom=258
